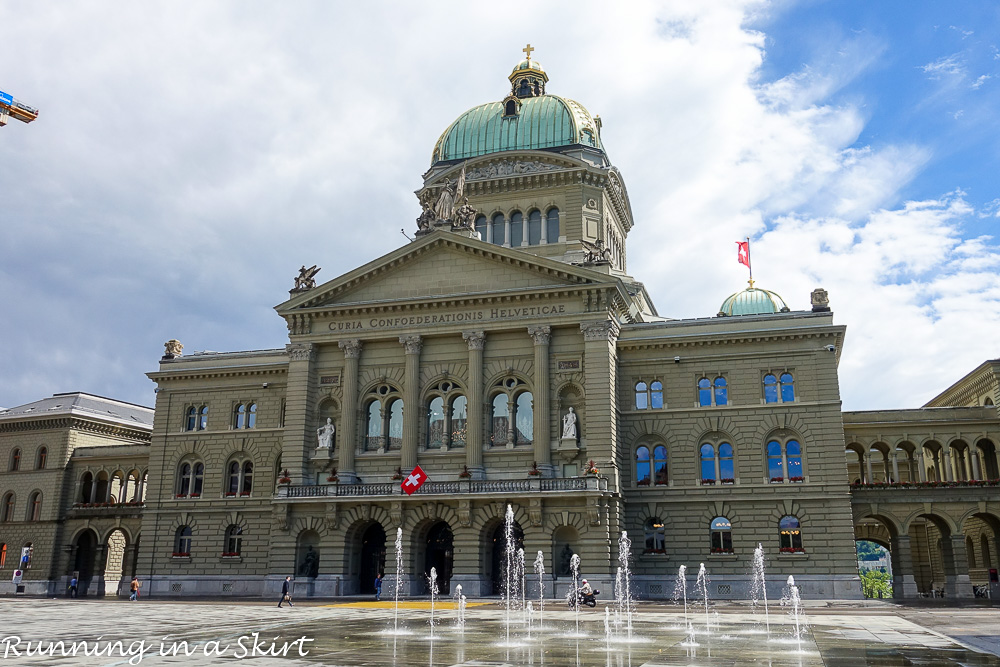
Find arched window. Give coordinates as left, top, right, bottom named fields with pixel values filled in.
left=714, top=377, right=728, bottom=405
left=198, top=406, right=208, bottom=430
left=767, top=439, right=803, bottom=483
left=1, top=493, right=14, bottom=523
left=700, top=444, right=716, bottom=484
left=719, top=443, right=734, bottom=482
left=35, top=447, right=47, bottom=470
left=174, top=526, right=192, bottom=556
left=475, top=215, right=487, bottom=239
left=228, top=461, right=241, bottom=495
left=763, top=374, right=778, bottom=403
left=387, top=399, right=403, bottom=450
left=427, top=396, right=445, bottom=449
left=546, top=208, right=560, bottom=242
left=225, top=525, right=243, bottom=556
left=193, top=462, right=204, bottom=495
left=650, top=381, right=663, bottom=409
left=450, top=396, right=468, bottom=447
left=504, top=99, right=518, bottom=117
left=366, top=401, right=382, bottom=450
left=242, top=462, right=253, bottom=494
left=515, top=392, right=533, bottom=444
left=635, top=382, right=648, bottom=410
left=653, top=445, right=668, bottom=485
left=509, top=211, right=523, bottom=247
left=698, top=378, right=712, bottom=407
left=226, top=458, right=254, bottom=496
left=527, top=210, right=542, bottom=245
left=636, top=446, right=651, bottom=485
left=234, top=404, right=246, bottom=429
left=780, top=373, right=795, bottom=402
left=10, top=448, right=21, bottom=472
left=0, top=543, right=6, bottom=568
left=177, top=460, right=203, bottom=497
left=249, top=403, right=257, bottom=428
left=185, top=406, right=197, bottom=431
left=178, top=463, right=192, bottom=496
left=710, top=517, right=733, bottom=553
left=491, top=213, right=505, bottom=246
left=491, top=394, right=509, bottom=446
left=80, top=472, right=94, bottom=503
left=779, top=516, right=803, bottom=552
left=27, top=492, right=41, bottom=522
left=644, top=517, right=665, bottom=553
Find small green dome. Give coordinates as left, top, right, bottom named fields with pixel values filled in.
left=718, top=287, right=791, bottom=317
left=432, top=95, right=602, bottom=162
left=513, top=58, right=545, bottom=74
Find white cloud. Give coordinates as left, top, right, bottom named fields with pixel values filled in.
left=921, top=53, right=966, bottom=78
left=972, top=74, right=991, bottom=89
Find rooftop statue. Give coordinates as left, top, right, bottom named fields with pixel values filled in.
left=294, top=265, right=320, bottom=291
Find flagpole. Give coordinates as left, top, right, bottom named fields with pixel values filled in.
left=746, top=236, right=753, bottom=288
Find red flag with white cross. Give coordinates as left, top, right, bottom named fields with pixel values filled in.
left=736, top=240, right=750, bottom=268
left=402, top=465, right=428, bottom=495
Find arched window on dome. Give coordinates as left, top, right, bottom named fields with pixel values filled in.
left=491, top=213, right=505, bottom=246
left=475, top=215, right=487, bottom=240
left=527, top=210, right=542, bottom=245
left=504, top=99, right=518, bottom=117
left=509, top=211, right=523, bottom=247
left=546, top=208, right=560, bottom=243
left=518, top=79, right=531, bottom=97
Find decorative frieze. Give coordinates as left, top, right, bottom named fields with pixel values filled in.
left=580, top=320, right=620, bottom=343
left=286, top=343, right=315, bottom=362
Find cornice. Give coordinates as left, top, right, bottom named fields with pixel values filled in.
left=616, top=327, right=843, bottom=351
left=0, top=416, right=151, bottom=442
left=148, top=363, right=288, bottom=383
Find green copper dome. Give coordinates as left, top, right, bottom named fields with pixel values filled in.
left=513, top=58, right=545, bottom=74
left=718, top=287, right=791, bottom=317
left=432, top=94, right=602, bottom=163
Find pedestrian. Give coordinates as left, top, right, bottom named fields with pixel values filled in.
left=374, top=573, right=383, bottom=601
left=68, top=576, right=78, bottom=598
left=278, top=576, right=293, bottom=608
left=129, top=576, right=140, bottom=601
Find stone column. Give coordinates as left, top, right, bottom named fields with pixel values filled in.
left=463, top=331, right=486, bottom=479
left=400, top=335, right=423, bottom=471
left=917, top=448, right=927, bottom=482
left=942, top=446, right=954, bottom=482
left=889, top=535, right=919, bottom=598
left=941, top=534, right=974, bottom=598
left=282, top=342, right=317, bottom=483
left=891, top=451, right=900, bottom=483
left=580, top=320, right=620, bottom=491
left=528, top=326, right=553, bottom=477
left=970, top=449, right=981, bottom=480
left=865, top=451, right=873, bottom=484
left=338, top=339, right=363, bottom=484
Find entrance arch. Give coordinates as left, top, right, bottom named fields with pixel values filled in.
left=488, top=519, right=524, bottom=595
left=358, top=522, right=386, bottom=594
left=425, top=522, right=453, bottom=595
left=73, top=529, right=99, bottom=596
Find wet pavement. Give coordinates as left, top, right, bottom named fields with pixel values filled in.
left=0, top=598, right=997, bottom=665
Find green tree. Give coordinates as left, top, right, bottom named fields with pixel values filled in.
left=859, top=569, right=892, bottom=598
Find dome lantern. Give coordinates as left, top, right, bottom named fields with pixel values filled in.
left=508, top=44, right=549, bottom=100
left=718, top=286, right=791, bottom=317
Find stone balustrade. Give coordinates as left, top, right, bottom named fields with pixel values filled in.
left=277, top=475, right=606, bottom=499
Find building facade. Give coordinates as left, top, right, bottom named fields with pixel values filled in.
left=3, top=54, right=998, bottom=600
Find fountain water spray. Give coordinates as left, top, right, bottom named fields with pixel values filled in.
left=454, top=584, right=465, bottom=629
left=696, top=563, right=711, bottom=638
left=751, top=543, right=770, bottom=639
left=393, top=527, right=403, bottom=635
left=533, top=550, right=545, bottom=630
left=781, top=575, right=807, bottom=653
left=569, top=553, right=582, bottom=635
left=428, top=567, right=438, bottom=638
left=518, top=547, right=526, bottom=626
left=617, top=531, right=634, bottom=642
left=604, top=606, right=612, bottom=651
left=503, top=504, right=517, bottom=646
left=674, top=565, right=696, bottom=646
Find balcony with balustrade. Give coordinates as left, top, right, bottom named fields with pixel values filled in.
left=275, top=475, right=608, bottom=502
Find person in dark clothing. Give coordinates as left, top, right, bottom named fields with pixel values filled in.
left=278, top=576, right=293, bottom=608
left=68, top=576, right=78, bottom=598
left=374, top=573, right=383, bottom=601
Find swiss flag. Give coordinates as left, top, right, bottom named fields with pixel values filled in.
left=736, top=241, right=750, bottom=268
left=402, top=465, right=428, bottom=495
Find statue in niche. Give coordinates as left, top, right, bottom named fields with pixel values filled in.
left=561, top=407, right=578, bottom=440
left=317, top=418, right=335, bottom=449
left=298, top=545, right=319, bottom=578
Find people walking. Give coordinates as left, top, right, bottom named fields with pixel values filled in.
left=68, top=576, right=78, bottom=598
left=278, top=576, right=293, bottom=608
left=374, top=573, right=383, bottom=601
left=129, top=576, right=140, bottom=601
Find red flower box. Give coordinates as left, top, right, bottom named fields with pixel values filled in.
left=779, top=547, right=805, bottom=553
left=175, top=494, right=186, bottom=498
left=789, top=476, right=804, bottom=483
left=701, top=478, right=715, bottom=485
left=636, top=479, right=651, bottom=486
left=172, top=552, right=190, bottom=557
left=770, top=477, right=784, bottom=483
left=221, top=552, right=240, bottom=557
left=720, top=478, right=735, bottom=485
left=710, top=547, right=734, bottom=554
left=239, top=491, right=251, bottom=496
left=225, top=492, right=236, bottom=497
left=189, top=493, right=200, bottom=498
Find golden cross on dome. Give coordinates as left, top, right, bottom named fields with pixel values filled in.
left=523, top=43, right=534, bottom=60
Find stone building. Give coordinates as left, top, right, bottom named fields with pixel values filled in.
left=2, top=52, right=998, bottom=600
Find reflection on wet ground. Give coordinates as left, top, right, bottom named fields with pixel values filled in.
left=1, top=599, right=998, bottom=666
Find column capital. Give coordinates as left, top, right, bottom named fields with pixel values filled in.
left=285, top=342, right=315, bottom=362
left=399, top=335, right=423, bottom=355
left=528, top=325, right=551, bottom=346
left=580, top=320, right=620, bottom=342
left=462, top=330, right=486, bottom=351
left=338, top=339, right=363, bottom=359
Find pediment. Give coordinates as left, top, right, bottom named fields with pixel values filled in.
left=277, top=231, right=614, bottom=313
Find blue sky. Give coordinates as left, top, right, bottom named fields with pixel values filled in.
left=0, top=1, right=998, bottom=412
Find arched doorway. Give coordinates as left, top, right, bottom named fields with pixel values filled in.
left=359, top=523, right=386, bottom=594
left=425, top=522, right=453, bottom=595
left=489, top=520, right=524, bottom=595
left=104, top=529, right=128, bottom=597
left=74, top=530, right=99, bottom=596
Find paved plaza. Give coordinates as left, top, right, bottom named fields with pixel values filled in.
left=0, top=598, right=998, bottom=666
